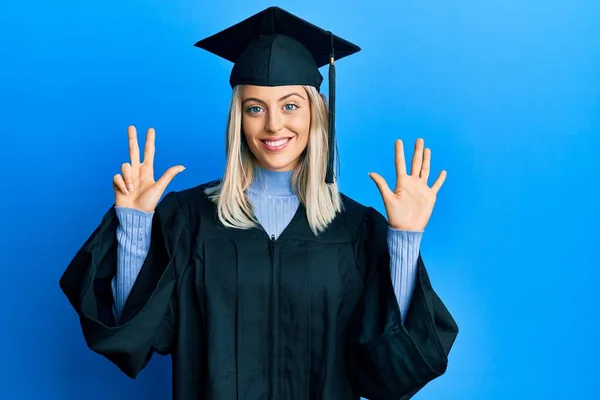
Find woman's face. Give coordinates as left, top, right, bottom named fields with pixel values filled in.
left=241, top=85, right=311, bottom=172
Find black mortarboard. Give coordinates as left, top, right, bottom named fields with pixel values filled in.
left=194, top=6, right=361, bottom=183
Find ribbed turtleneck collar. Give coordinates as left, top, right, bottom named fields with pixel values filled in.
left=247, top=165, right=296, bottom=197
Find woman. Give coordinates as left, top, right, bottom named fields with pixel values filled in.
left=60, top=6, right=458, bottom=400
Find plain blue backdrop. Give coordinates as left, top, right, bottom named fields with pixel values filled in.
left=1, top=0, right=598, bottom=399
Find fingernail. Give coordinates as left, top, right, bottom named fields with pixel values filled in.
left=127, top=184, right=134, bottom=191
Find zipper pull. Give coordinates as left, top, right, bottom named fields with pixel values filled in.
left=271, top=234, right=275, bottom=242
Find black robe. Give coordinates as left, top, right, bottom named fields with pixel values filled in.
left=59, top=181, right=459, bottom=400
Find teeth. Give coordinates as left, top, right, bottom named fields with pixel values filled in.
left=265, top=138, right=290, bottom=146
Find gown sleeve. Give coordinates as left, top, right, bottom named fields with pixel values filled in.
left=59, top=191, right=189, bottom=378
left=347, top=206, right=459, bottom=400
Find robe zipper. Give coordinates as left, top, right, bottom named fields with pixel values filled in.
left=270, top=234, right=279, bottom=399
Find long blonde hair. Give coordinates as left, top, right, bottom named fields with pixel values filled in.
left=204, top=84, right=342, bottom=236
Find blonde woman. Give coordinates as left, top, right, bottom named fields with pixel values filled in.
left=60, top=7, right=458, bottom=400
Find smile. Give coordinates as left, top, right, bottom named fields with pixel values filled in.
left=261, top=137, right=293, bottom=151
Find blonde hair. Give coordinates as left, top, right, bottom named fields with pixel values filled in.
left=204, top=84, right=342, bottom=236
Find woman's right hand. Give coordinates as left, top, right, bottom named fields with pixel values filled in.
left=113, top=126, right=185, bottom=212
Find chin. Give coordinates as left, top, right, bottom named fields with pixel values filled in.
left=256, top=155, right=299, bottom=172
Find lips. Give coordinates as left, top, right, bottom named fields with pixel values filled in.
left=260, top=137, right=293, bottom=151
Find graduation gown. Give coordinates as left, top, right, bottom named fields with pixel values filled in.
left=59, top=181, right=459, bottom=400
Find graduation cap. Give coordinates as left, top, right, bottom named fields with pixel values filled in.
left=194, top=6, right=361, bottom=183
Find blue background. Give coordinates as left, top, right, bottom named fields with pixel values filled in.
left=1, top=0, right=598, bottom=399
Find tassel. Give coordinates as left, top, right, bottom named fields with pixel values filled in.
left=325, top=32, right=336, bottom=184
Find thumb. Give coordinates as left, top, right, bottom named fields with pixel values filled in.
left=369, top=172, right=393, bottom=200
left=156, top=165, right=186, bottom=190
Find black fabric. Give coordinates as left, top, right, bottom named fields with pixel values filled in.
left=60, top=183, right=459, bottom=400
left=194, top=6, right=360, bottom=90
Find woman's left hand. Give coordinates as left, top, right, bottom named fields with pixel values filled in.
left=369, top=138, right=447, bottom=231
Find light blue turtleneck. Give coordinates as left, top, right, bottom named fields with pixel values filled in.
left=111, top=167, right=420, bottom=324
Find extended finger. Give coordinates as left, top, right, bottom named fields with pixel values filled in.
left=121, top=163, right=134, bottom=191
left=395, top=139, right=406, bottom=176
left=421, top=148, right=431, bottom=182
left=144, top=127, right=156, bottom=169
left=128, top=125, right=141, bottom=171
left=113, top=174, right=129, bottom=195
left=369, top=172, right=394, bottom=201
left=410, top=138, right=424, bottom=176
left=156, top=165, right=186, bottom=190
left=431, top=170, right=447, bottom=194
left=395, top=139, right=407, bottom=183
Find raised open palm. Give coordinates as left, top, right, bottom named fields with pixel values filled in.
left=369, top=138, right=446, bottom=231
left=113, top=126, right=185, bottom=212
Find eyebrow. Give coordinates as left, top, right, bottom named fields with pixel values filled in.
left=242, top=92, right=306, bottom=105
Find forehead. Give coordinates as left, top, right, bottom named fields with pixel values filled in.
left=241, top=85, right=308, bottom=100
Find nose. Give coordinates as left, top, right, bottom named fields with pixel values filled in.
left=265, top=110, right=284, bottom=133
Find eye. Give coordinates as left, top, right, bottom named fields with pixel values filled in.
left=246, top=106, right=263, bottom=114
left=283, top=103, right=298, bottom=112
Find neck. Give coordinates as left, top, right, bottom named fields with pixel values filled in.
left=248, top=165, right=295, bottom=196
